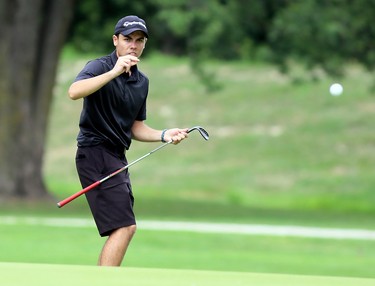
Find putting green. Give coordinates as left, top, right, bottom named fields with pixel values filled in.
left=0, top=262, right=374, bottom=286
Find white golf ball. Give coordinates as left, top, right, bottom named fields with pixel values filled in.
left=329, top=83, right=343, bottom=96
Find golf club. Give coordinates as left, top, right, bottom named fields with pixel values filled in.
left=57, top=126, right=209, bottom=208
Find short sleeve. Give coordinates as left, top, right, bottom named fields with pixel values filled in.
left=74, top=60, right=106, bottom=82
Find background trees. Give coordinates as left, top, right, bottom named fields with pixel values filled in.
left=69, top=0, right=375, bottom=77
left=269, top=0, right=375, bottom=78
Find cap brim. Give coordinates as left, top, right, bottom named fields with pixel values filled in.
left=120, top=28, right=148, bottom=38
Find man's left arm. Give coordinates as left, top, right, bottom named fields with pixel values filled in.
left=131, top=120, right=188, bottom=144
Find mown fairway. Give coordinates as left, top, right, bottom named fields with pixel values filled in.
left=0, top=217, right=375, bottom=278
left=1, top=262, right=375, bottom=286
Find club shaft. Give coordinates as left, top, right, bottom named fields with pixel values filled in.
left=57, top=141, right=171, bottom=208
left=57, top=126, right=209, bottom=208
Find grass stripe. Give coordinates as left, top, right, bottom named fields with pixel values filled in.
left=1, top=215, right=374, bottom=240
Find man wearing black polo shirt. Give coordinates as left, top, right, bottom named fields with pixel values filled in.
left=68, top=15, right=188, bottom=266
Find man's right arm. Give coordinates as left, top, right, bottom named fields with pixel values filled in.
left=68, top=55, right=140, bottom=100
left=68, top=71, right=117, bottom=100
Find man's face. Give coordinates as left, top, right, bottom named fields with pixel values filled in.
left=113, top=31, right=147, bottom=58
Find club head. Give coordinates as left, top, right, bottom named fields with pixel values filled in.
left=188, top=126, right=209, bottom=141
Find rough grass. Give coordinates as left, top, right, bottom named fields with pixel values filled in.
left=45, top=49, right=375, bottom=222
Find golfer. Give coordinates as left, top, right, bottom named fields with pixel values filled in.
left=68, top=15, right=188, bottom=266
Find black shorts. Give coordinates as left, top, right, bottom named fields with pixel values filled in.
left=75, top=144, right=135, bottom=237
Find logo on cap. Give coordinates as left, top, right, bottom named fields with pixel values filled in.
left=123, top=21, right=147, bottom=29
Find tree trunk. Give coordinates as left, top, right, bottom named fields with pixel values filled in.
left=0, top=0, right=75, bottom=200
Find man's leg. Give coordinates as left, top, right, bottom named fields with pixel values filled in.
left=98, top=224, right=137, bottom=266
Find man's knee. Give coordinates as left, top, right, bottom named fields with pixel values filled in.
left=109, top=224, right=137, bottom=242
left=113, top=224, right=136, bottom=237
left=126, top=224, right=137, bottom=236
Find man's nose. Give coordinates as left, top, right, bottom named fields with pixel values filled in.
left=130, top=40, right=137, bottom=48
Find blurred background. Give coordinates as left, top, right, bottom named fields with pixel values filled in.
left=0, top=0, right=374, bottom=279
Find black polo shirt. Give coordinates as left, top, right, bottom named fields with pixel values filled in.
left=75, top=51, right=148, bottom=150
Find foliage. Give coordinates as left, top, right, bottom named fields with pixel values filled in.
left=68, top=0, right=284, bottom=60
left=68, top=0, right=157, bottom=53
left=269, top=0, right=375, bottom=78
left=68, top=0, right=375, bottom=80
left=154, top=0, right=239, bottom=92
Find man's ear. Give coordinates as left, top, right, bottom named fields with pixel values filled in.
left=143, top=37, right=147, bottom=48
left=112, top=35, right=118, bottom=47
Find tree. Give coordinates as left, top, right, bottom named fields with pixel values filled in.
left=268, top=0, right=375, bottom=79
left=0, top=0, right=75, bottom=199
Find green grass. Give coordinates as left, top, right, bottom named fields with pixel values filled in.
left=0, top=222, right=375, bottom=278
left=2, top=263, right=375, bottom=286
left=3, top=49, right=373, bottom=280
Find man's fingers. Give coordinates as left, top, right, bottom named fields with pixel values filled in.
left=115, top=55, right=140, bottom=74
left=171, top=130, right=188, bottom=144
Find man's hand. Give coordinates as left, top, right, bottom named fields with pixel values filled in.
left=112, top=55, right=139, bottom=76
left=164, top=128, right=189, bottom=144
